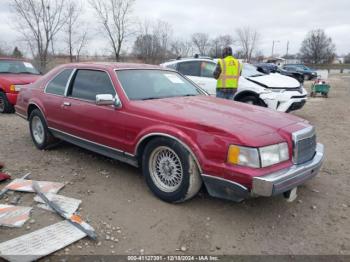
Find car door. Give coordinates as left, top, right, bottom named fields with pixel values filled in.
left=43, top=68, right=74, bottom=129
left=58, top=69, right=127, bottom=151
left=199, top=61, right=218, bottom=95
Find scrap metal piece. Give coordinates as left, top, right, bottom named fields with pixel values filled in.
left=0, top=204, right=32, bottom=228
left=34, top=193, right=82, bottom=215
left=0, top=220, right=86, bottom=262
left=32, top=182, right=97, bottom=240
left=0, top=173, right=31, bottom=199
left=5, top=179, right=64, bottom=194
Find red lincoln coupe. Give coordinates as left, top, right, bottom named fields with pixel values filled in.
left=15, top=62, right=324, bottom=203
left=0, top=58, right=41, bottom=113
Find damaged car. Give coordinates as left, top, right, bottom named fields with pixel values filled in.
left=161, top=58, right=308, bottom=113
left=15, top=63, right=324, bottom=203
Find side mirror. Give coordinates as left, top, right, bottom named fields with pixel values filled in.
left=96, top=94, right=114, bottom=106
left=114, top=96, right=122, bottom=108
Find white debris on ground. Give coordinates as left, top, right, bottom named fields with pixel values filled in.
left=0, top=204, right=32, bottom=228
left=5, top=179, right=65, bottom=194
left=34, top=193, right=81, bottom=215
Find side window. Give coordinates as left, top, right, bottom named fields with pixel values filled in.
left=46, top=69, right=73, bottom=96
left=200, top=62, right=216, bottom=78
left=69, top=70, right=116, bottom=101
left=177, top=62, right=201, bottom=77
left=165, top=63, right=177, bottom=70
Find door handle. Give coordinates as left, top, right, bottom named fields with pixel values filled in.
left=63, top=102, right=71, bottom=107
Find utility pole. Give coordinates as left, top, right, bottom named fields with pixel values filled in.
left=286, top=41, right=289, bottom=57
left=271, top=40, right=280, bottom=57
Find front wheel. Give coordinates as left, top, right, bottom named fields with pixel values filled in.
left=239, top=95, right=266, bottom=107
left=142, top=138, right=202, bottom=203
left=0, top=92, right=15, bottom=113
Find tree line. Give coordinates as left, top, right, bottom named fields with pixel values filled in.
left=2, top=0, right=343, bottom=72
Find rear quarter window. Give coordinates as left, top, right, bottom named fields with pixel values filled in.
left=45, top=69, right=73, bottom=96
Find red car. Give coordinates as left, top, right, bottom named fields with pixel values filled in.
left=15, top=63, right=324, bottom=203
left=0, top=58, right=41, bottom=113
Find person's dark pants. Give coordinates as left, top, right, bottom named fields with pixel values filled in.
left=216, top=88, right=237, bottom=100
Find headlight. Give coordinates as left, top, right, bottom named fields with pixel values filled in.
left=228, top=143, right=289, bottom=168
left=259, top=142, right=289, bottom=168
left=227, top=145, right=260, bottom=168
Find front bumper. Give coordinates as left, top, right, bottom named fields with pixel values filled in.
left=259, top=89, right=307, bottom=112
left=6, top=93, right=18, bottom=106
left=252, top=143, right=324, bottom=197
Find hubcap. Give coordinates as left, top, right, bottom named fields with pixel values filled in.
left=31, top=116, right=45, bottom=144
left=149, top=146, right=183, bottom=193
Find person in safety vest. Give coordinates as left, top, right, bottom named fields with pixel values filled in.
left=213, top=46, right=241, bottom=99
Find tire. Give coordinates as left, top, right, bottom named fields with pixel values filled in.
left=0, top=92, right=15, bottom=114
left=29, top=109, right=57, bottom=150
left=239, top=95, right=265, bottom=107
left=142, top=137, right=202, bottom=203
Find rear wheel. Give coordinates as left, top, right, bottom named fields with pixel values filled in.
left=0, top=92, right=15, bottom=113
left=29, top=109, right=57, bottom=150
left=142, top=137, right=202, bottom=203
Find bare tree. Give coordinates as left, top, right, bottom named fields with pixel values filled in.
left=300, top=29, right=336, bottom=64
left=236, top=27, right=260, bottom=62
left=191, top=33, right=210, bottom=56
left=133, top=19, right=173, bottom=64
left=209, top=35, right=234, bottom=58
left=90, top=0, right=135, bottom=62
left=11, top=0, right=68, bottom=71
left=171, top=39, right=192, bottom=58
left=65, top=1, right=89, bottom=62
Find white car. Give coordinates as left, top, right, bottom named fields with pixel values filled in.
left=161, top=58, right=308, bottom=112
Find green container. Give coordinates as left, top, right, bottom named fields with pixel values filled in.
left=311, top=83, right=331, bottom=98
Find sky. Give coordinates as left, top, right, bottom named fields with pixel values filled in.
left=1, top=0, right=349, bottom=57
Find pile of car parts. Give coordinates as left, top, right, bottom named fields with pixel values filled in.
left=0, top=171, right=97, bottom=262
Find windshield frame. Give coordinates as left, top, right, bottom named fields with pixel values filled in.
left=114, top=68, right=209, bottom=101
left=0, top=60, right=40, bottom=75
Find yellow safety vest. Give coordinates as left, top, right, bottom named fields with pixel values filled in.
left=217, top=56, right=241, bottom=89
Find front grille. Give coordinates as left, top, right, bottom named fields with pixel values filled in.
left=293, top=128, right=317, bottom=165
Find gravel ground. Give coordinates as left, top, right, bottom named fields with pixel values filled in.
left=0, top=74, right=349, bottom=257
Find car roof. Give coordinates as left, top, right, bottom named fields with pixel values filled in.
left=0, top=57, right=30, bottom=62
left=162, top=58, right=215, bottom=65
left=59, top=62, right=167, bottom=71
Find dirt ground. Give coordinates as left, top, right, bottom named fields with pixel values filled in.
left=0, top=74, right=349, bottom=257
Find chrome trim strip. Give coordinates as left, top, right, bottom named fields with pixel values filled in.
left=135, top=133, right=203, bottom=173
left=252, top=143, right=324, bottom=197
left=64, top=68, right=77, bottom=97
left=202, top=174, right=248, bottom=191
left=49, top=127, right=131, bottom=155
left=15, top=111, right=27, bottom=120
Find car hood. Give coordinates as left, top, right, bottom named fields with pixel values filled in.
left=246, top=74, right=300, bottom=88
left=131, top=95, right=306, bottom=146
left=0, top=74, right=40, bottom=85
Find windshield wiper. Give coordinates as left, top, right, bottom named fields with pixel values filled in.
left=16, top=72, right=39, bottom=75
left=249, top=74, right=264, bottom=77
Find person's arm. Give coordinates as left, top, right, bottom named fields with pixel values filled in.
left=213, top=62, right=222, bottom=79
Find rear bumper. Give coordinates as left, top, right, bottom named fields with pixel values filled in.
left=252, top=143, right=324, bottom=197
left=6, top=93, right=18, bottom=106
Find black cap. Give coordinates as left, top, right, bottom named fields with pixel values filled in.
left=222, top=47, right=233, bottom=58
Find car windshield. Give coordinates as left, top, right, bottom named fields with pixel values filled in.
left=242, top=63, right=265, bottom=77
left=116, top=69, right=204, bottom=101
left=0, top=60, right=40, bottom=75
